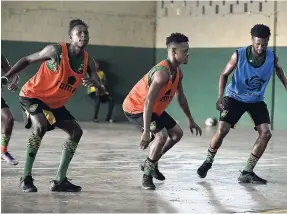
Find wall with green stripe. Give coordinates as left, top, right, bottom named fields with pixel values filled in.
left=1, top=40, right=155, bottom=122
left=2, top=41, right=286, bottom=129
left=156, top=47, right=287, bottom=130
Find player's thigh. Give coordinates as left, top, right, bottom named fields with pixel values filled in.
left=123, top=111, right=165, bottom=134
left=220, top=96, right=247, bottom=128
left=159, top=111, right=183, bottom=141
left=1, top=97, right=14, bottom=126
left=1, top=106, right=14, bottom=124
left=1, top=97, right=9, bottom=109
left=247, top=101, right=271, bottom=130
left=54, top=106, right=83, bottom=141
left=19, top=96, right=48, bottom=132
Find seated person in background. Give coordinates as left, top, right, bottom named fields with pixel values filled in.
left=87, top=60, right=114, bottom=123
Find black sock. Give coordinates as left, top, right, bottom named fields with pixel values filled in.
left=147, top=157, right=157, bottom=164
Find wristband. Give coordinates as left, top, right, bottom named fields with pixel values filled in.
left=1, top=76, right=8, bottom=85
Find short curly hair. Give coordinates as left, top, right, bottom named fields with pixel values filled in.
left=166, top=33, right=189, bottom=47
left=251, top=24, right=271, bottom=38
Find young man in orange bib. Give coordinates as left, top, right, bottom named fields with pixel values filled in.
left=1, top=19, right=107, bottom=193
left=123, top=33, right=202, bottom=190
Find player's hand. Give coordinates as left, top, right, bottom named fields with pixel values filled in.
left=140, top=131, right=151, bottom=150
left=97, top=85, right=109, bottom=96
left=7, top=83, right=18, bottom=91
left=82, top=78, right=109, bottom=95
left=8, top=75, right=19, bottom=92
left=82, top=77, right=96, bottom=87
left=216, top=97, right=224, bottom=111
left=189, top=121, right=202, bottom=136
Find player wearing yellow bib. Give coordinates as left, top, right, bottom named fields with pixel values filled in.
left=87, top=60, right=114, bottom=122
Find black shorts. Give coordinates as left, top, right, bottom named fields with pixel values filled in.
left=124, top=111, right=177, bottom=134
left=19, top=96, right=75, bottom=131
left=1, top=97, right=9, bottom=109
left=220, top=96, right=270, bottom=129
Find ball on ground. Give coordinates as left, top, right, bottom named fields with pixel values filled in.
left=205, top=118, right=218, bottom=127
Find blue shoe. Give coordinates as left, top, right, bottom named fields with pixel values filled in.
left=1, top=152, right=19, bottom=165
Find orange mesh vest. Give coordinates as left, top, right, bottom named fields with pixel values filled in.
left=20, top=43, right=88, bottom=109
left=123, top=60, right=180, bottom=116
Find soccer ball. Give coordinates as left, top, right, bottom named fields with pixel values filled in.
left=205, top=118, right=218, bottom=127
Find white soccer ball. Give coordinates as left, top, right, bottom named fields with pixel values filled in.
left=205, top=118, right=218, bottom=127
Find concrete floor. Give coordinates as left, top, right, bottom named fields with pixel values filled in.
left=1, top=122, right=287, bottom=213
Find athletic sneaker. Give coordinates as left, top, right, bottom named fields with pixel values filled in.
left=197, top=161, right=212, bottom=178
left=1, top=152, right=18, bottom=165
left=19, top=176, right=38, bottom=192
left=142, top=174, right=155, bottom=190
left=238, top=170, right=267, bottom=184
left=50, top=177, right=82, bottom=192
left=140, top=162, right=165, bottom=181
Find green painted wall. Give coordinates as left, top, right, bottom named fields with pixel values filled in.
left=2, top=41, right=286, bottom=129
left=156, top=47, right=287, bottom=130
left=1, top=40, right=155, bottom=122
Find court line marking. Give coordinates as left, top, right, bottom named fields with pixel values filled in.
left=2, top=156, right=287, bottom=164
left=1, top=165, right=138, bottom=170
left=257, top=209, right=287, bottom=214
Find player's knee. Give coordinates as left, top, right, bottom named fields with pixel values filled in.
left=73, top=126, right=83, bottom=142
left=259, top=130, right=272, bottom=141
left=171, top=128, right=183, bottom=143
left=5, top=114, right=14, bottom=128
left=33, top=122, right=47, bottom=137
left=217, top=127, right=229, bottom=138
left=155, top=130, right=168, bottom=144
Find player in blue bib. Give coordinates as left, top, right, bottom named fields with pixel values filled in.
left=197, top=24, right=287, bottom=184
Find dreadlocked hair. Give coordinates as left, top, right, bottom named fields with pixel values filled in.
left=68, top=19, right=88, bottom=35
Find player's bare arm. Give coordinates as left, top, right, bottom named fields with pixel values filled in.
left=83, top=58, right=107, bottom=94
left=1, top=55, right=11, bottom=73
left=1, top=55, right=19, bottom=91
left=140, top=70, right=169, bottom=149
left=3, top=45, right=56, bottom=81
left=176, top=70, right=202, bottom=136
left=217, top=51, right=237, bottom=111
left=143, top=70, right=169, bottom=133
left=274, top=55, right=287, bottom=90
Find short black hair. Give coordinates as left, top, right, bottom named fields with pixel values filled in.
left=69, top=19, right=88, bottom=35
left=251, top=24, right=271, bottom=38
left=166, top=33, right=189, bottom=47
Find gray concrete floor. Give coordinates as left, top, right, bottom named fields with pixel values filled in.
left=1, top=122, right=287, bottom=213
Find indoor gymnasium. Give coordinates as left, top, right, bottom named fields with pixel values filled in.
left=1, top=1, right=287, bottom=213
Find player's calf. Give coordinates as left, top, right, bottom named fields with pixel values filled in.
left=161, top=125, right=183, bottom=155
left=238, top=129, right=271, bottom=184
left=198, top=123, right=229, bottom=178
left=54, top=121, right=83, bottom=191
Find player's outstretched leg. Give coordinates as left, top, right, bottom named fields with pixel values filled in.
left=50, top=120, right=83, bottom=192
left=1, top=106, right=18, bottom=165
left=155, top=124, right=183, bottom=181
left=19, top=113, right=47, bottom=192
left=197, top=121, right=231, bottom=178
left=142, top=129, right=168, bottom=190
left=238, top=124, right=271, bottom=184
